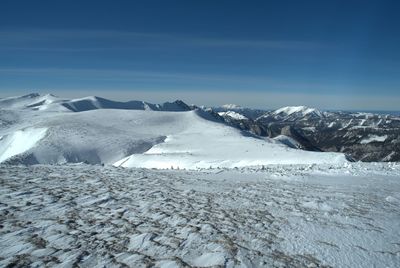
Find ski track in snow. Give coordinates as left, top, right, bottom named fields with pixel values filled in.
left=1, top=163, right=400, bottom=267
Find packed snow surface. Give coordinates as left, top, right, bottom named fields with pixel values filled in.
left=0, top=163, right=399, bottom=267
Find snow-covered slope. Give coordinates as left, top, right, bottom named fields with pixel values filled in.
left=0, top=127, right=47, bottom=162
left=0, top=94, right=348, bottom=168
left=0, top=93, right=66, bottom=111
left=0, top=109, right=185, bottom=165
left=110, top=109, right=347, bottom=169
left=61, top=96, right=191, bottom=112
left=273, top=134, right=302, bottom=149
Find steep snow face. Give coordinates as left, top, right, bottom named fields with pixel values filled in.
left=273, top=135, right=302, bottom=149
left=273, top=106, right=322, bottom=117
left=0, top=128, right=47, bottom=162
left=218, top=111, right=248, bottom=120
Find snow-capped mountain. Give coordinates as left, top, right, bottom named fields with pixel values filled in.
left=217, top=111, right=248, bottom=120
left=258, top=106, right=325, bottom=121
left=0, top=93, right=62, bottom=110
left=209, top=105, right=400, bottom=162
left=1, top=93, right=398, bottom=164
left=0, top=93, right=192, bottom=112
left=0, top=93, right=348, bottom=168
left=1, top=94, right=399, bottom=268
left=212, top=105, right=266, bottom=120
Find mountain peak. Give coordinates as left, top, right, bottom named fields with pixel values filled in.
left=273, top=106, right=321, bottom=116
left=159, top=100, right=192, bottom=111
left=22, top=93, right=41, bottom=98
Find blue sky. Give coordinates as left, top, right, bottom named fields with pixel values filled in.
left=1, top=0, right=399, bottom=110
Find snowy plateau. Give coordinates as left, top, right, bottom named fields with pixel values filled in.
left=0, top=93, right=400, bottom=267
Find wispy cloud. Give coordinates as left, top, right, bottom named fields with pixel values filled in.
left=0, top=29, right=320, bottom=51
left=189, top=38, right=320, bottom=49
left=0, top=67, right=331, bottom=91
left=0, top=67, right=260, bottom=82
left=1, top=67, right=398, bottom=107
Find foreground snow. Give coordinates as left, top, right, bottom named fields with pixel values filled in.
left=1, top=163, right=399, bottom=267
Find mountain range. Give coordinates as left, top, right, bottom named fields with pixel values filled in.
left=0, top=93, right=398, bottom=166
left=215, top=104, right=400, bottom=162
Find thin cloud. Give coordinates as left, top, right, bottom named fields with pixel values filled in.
left=1, top=67, right=398, bottom=105
left=190, top=38, right=320, bottom=49
left=0, top=67, right=333, bottom=91
left=0, top=29, right=320, bottom=50
left=0, top=67, right=277, bottom=83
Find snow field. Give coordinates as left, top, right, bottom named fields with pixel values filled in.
left=0, top=163, right=399, bottom=267
left=0, top=108, right=348, bottom=168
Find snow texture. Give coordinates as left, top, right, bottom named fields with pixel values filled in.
left=0, top=163, right=399, bottom=267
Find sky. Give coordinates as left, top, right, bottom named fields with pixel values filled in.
left=0, top=0, right=399, bottom=110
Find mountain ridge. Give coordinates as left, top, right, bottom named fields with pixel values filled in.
left=0, top=93, right=348, bottom=167
left=1, top=93, right=398, bottom=162
left=0, top=93, right=193, bottom=113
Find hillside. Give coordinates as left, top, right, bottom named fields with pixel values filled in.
left=213, top=105, right=400, bottom=161
left=0, top=94, right=348, bottom=168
